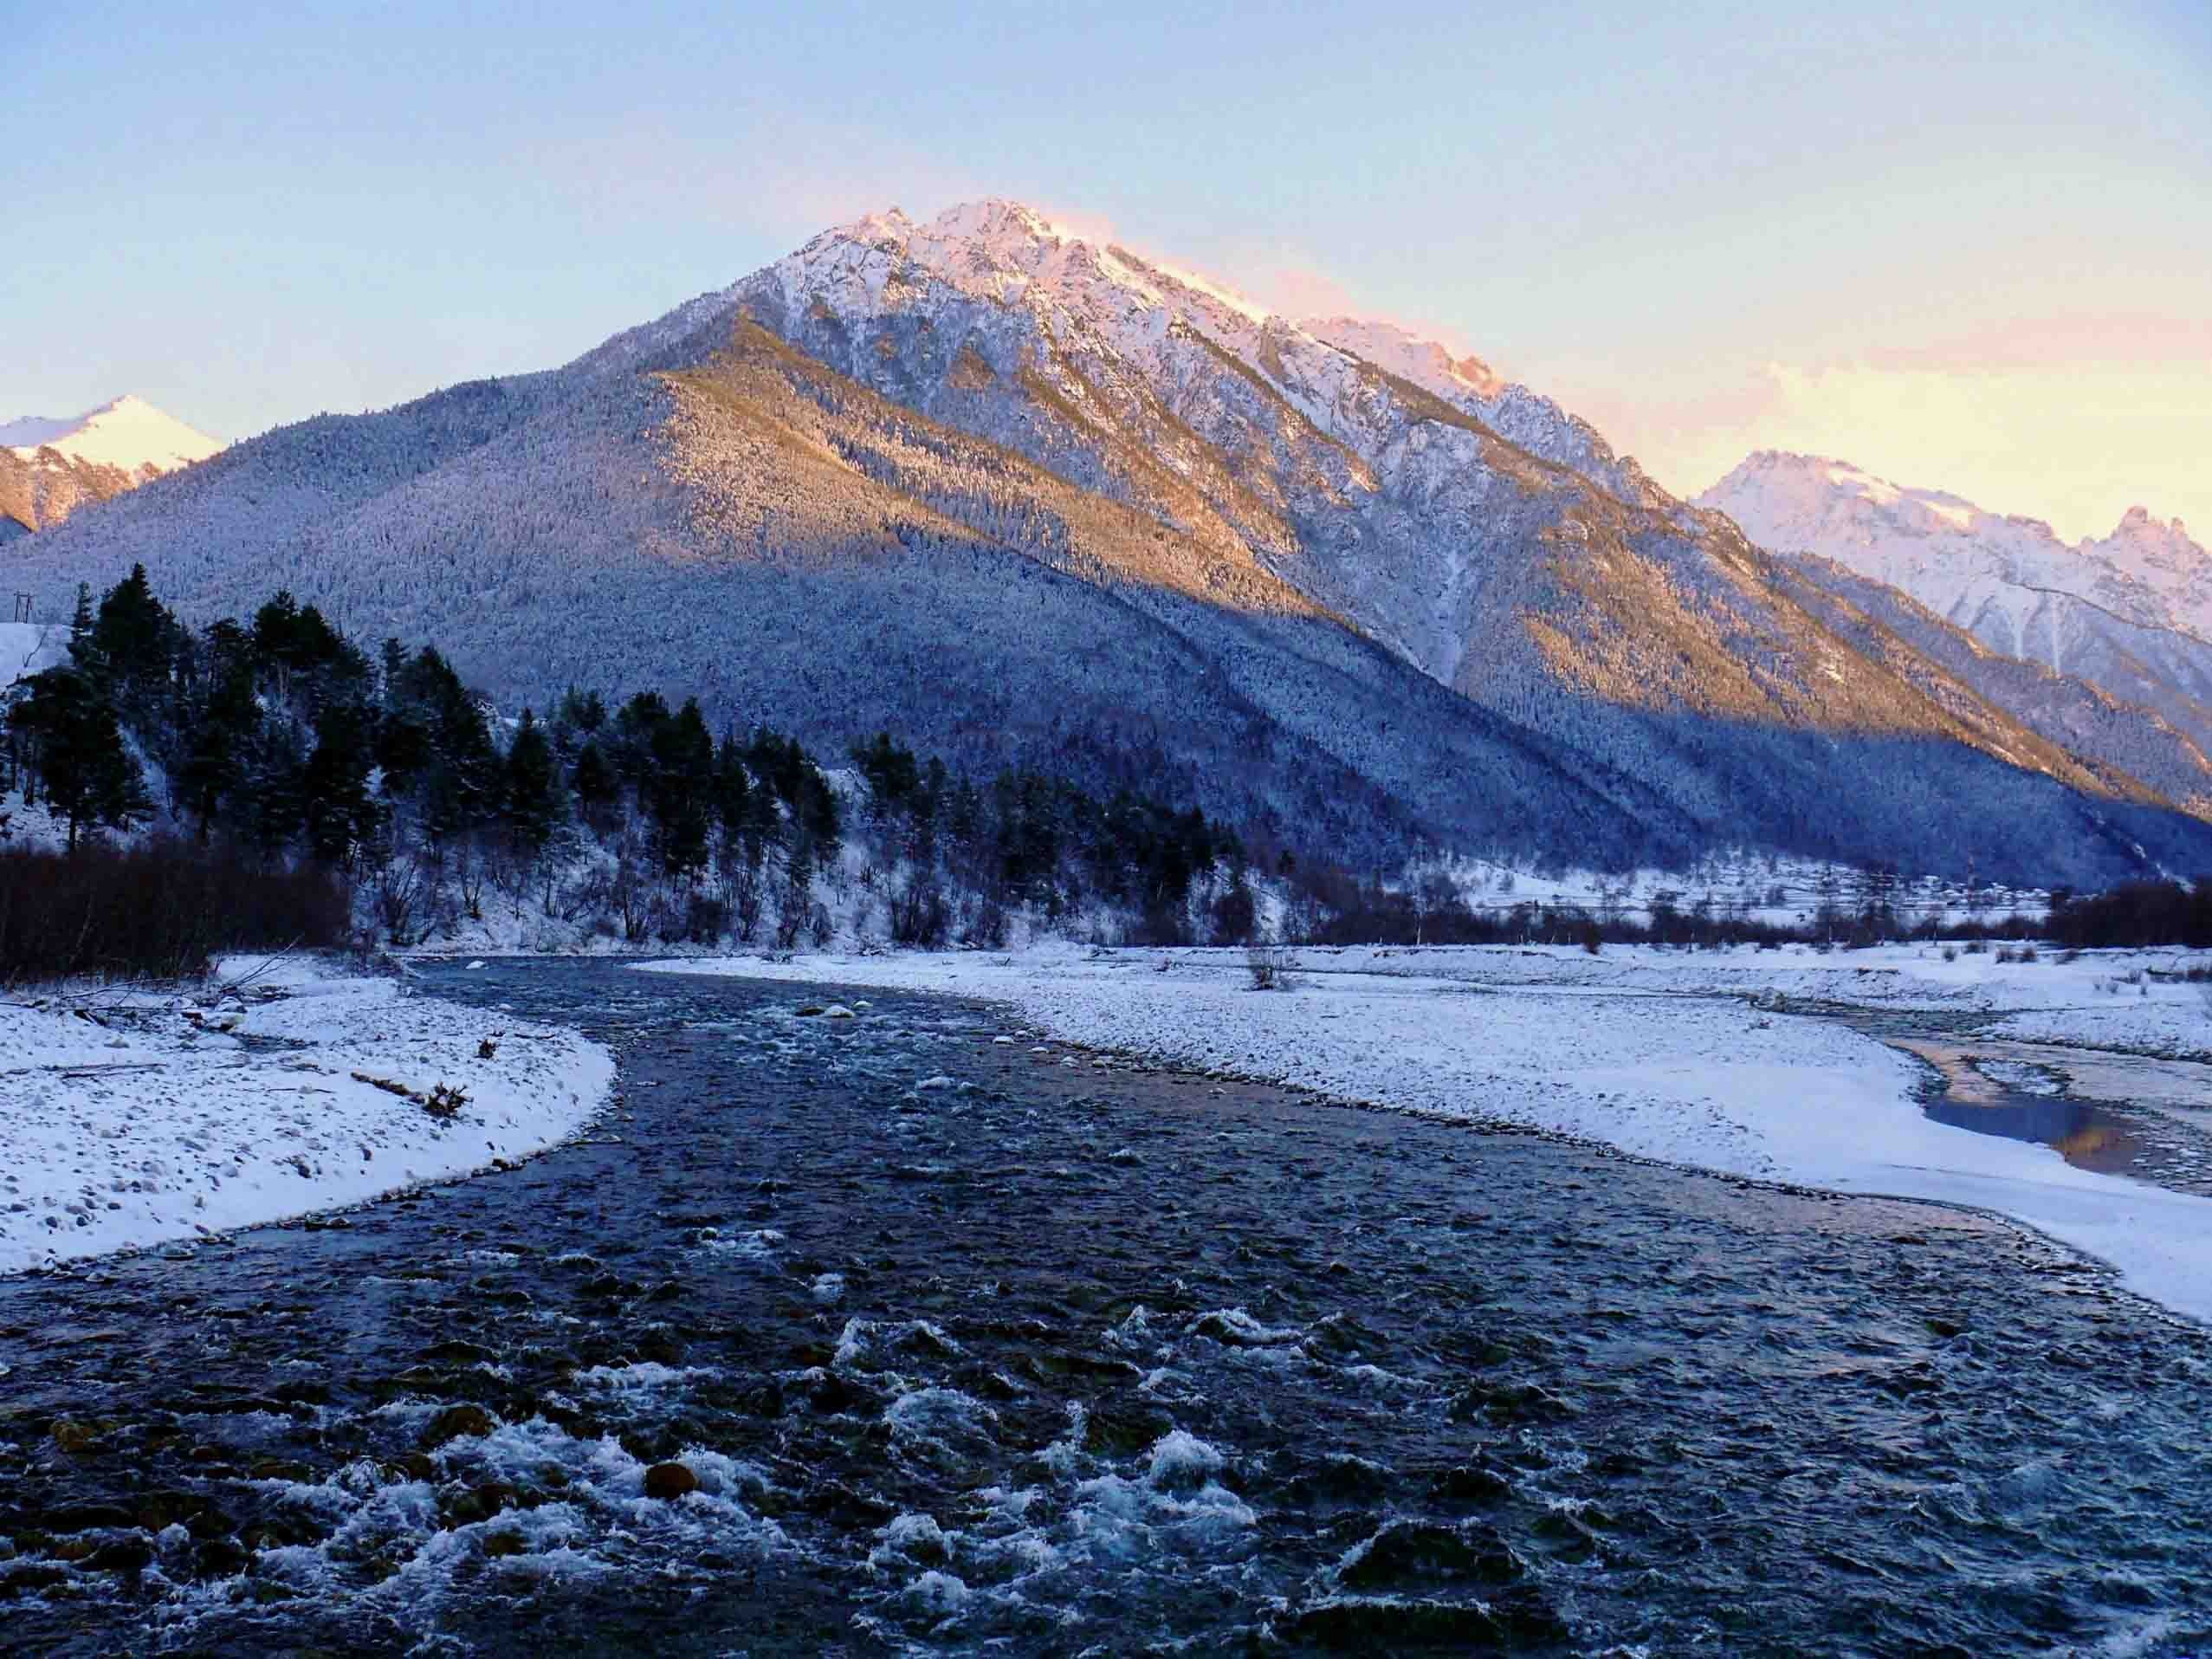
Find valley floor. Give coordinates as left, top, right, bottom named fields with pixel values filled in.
left=646, top=941, right=2212, bottom=1328
left=0, top=956, right=613, bottom=1274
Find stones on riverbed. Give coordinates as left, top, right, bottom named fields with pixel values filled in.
left=441, top=1481, right=522, bottom=1525
left=422, top=1338, right=497, bottom=1364
left=86, top=1537, right=152, bottom=1573
left=1278, top=1584, right=1569, bottom=1649
left=482, top=1527, right=528, bottom=1558
left=191, top=1538, right=248, bottom=1578
left=44, top=1503, right=136, bottom=1534
left=643, top=1461, right=699, bottom=1500
left=1336, top=1518, right=1526, bottom=1591
left=49, top=1419, right=98, bottom=1453
left=1446, top=1379, right=1577, bottom=1426
left=421, top=1403, right=494, bottom=1447
left=581, top=1272, right=644, bottom=1301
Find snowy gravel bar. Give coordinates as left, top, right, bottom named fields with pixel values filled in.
left=646, top=943, right=2212, bottom=1327
left=0, top=956, right=613, bottom=1273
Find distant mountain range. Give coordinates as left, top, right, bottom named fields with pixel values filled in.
left=1, top=396, right=222, bottom=538
left=4, top=202, right=2206, bottom=885
left=1703, top=454, right=2212, bottom=813
left=1702, top=452, right=2211, bottom=647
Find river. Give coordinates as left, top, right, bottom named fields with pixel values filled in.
left=2, top=960, right=2207, bottom=1654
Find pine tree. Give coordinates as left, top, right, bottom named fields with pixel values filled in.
left=647, top=698, right=716, bottom=876
left=86, top=565, right=179, bottom=734
left=503, top=708, right=564, bottom=853
left=571, top=738, right=617, bottom=826
left=176, top=621, right=261, bottom=837
left=7, top=667, right=152, bottom=850
left=300, top=701, right=380, bottom=866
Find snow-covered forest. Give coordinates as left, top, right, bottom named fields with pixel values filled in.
left=0, top=567, right=1264, bottom=975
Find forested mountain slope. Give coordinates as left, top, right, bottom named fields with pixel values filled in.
left=7, top=202, right=2209, bottom=885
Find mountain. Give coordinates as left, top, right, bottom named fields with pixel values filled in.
left=1701, top=451, right=2212, bottom=766
left=1699, top=452, right=2212, bottom=662
left=4, top=202, right=2208, bottom=885
left=0, top=395, right=223, bottom=538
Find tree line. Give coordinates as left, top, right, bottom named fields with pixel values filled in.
left=2, top=566, right=1259, bottom=969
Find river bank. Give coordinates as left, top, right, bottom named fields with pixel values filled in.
left=645, top=941, right=2212, bottom=1327
left=0, top=955, right=613, bottom=1274
left=4, top=961, right=2204, bottom=1656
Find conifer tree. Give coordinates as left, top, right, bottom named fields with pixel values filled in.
left=503, top=708, right=564, bottom=854
left=7, top=667, right=151, bottom=849
left=300, top=701, right=380, bottom=866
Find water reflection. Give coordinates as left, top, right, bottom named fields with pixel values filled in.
left=1918, top=1092, right=2147, bottom=1174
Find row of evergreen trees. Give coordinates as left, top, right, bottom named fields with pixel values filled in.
left=2, top=567, right=1252, bottom=949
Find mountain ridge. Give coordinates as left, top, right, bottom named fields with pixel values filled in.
left=4, top=199, right=2206, bottom=886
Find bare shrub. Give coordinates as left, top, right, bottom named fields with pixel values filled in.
left=774, top=880, right=811, bottom=950
left=1246, top=943, right=1293, bottom=990
left=423, top=1082, right=469, bottom=1119
left=0, top=839, right=348, bottom=984
left=891, top=875, right=949, bottom=947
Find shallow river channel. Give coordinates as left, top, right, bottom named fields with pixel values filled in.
left=3, top=961, right=2209, bottom=1654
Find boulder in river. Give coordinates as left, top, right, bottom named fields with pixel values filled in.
left=644, top=1461, right=699, bottom=1500
left=421, top=1403, right=494, bottom=1447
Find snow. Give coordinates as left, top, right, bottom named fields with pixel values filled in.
left=1823, top=461, right=1902, bottom=508
left=644, top=942, right=2212, bottom=1328
left=3, top=393, right=223, bottom=472
left=1704, top=450, right=2212, bottom=646
left=0, top=954, right=612, bottom=1274
left=0, top=619, right=68, bottom=684
left=1297, top=315, right=1504, bottom=401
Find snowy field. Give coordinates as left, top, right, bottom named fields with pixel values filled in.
left=646, top=941, right=2212, bottom=1327
left=0, top=956, right=613, bottom=1274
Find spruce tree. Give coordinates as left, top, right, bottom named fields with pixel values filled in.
left=7, top=667, right=151, bottom=850
left=571, top=738, right=617, bottom=825
left=503, top=708, right=564, bottom=854
left=300, top=701, right=379, bottom=866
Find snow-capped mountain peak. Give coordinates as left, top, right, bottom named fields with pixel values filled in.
left=2, top=394, right=223, bottom=474
left=760, top=199, right=1649, bottom=504
left=776, top=197, right=1281, bottom=353
left=1699, top=450, right=2212, bottom=671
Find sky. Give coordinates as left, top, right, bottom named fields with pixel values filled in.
left=3, top=0, right=2207, bottom=543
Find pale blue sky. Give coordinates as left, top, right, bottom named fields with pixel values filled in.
left=5, top=0, right=2207, bottom=537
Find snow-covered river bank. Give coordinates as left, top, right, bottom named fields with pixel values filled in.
left=0, top=956, right=613, bottom=1274
left=646, top=941, right=2212, bottom=1327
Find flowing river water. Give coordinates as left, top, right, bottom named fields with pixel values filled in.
left=2, top=960, right=2209, bottom=1655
